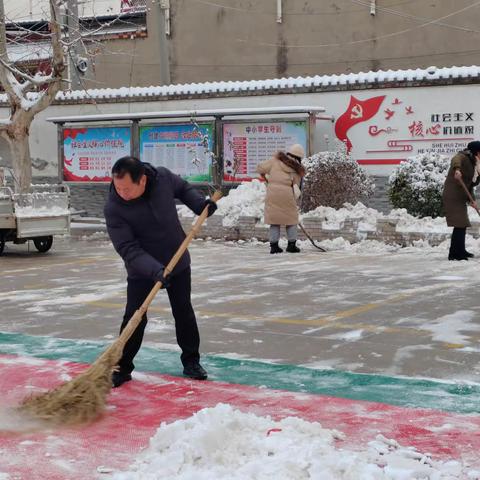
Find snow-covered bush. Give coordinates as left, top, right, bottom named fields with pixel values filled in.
left=388, top=152, right=449, bottom=218
left=301, top=145, right=374, bottom=212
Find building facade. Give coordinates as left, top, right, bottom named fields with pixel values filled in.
left=5, top=1, right=480, bottom=88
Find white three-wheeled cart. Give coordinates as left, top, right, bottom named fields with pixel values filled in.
left=0, top=184, right=70, bottom=256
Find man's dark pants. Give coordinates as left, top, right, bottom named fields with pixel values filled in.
left=118, top=266, right=200, bottom=374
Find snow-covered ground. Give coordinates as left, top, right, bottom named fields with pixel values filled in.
left=112, top=404, right=478, bottom=480
left=3, top=182, right=480, bottom=479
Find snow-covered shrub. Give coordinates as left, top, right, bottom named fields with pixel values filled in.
left=388, top=152, right=449, bottom=218
left=301, top=145, right=374, bottom=212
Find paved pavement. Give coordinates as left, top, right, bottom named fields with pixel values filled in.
left=1, top=234, right=480, bottom=384
left=2, top=234, right=480, bottom=478
left=2, top=355, right=479, bottom=478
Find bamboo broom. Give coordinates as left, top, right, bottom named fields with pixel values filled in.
left=18, top=191, right=222, bottom=425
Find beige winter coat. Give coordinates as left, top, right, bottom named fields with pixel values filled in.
left=256, top=156, right=302, bottom=225
left=442, top=150, right=476, bottom=227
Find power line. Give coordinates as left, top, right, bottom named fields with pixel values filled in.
left=190, top=0, right=418, bottom=16
left=97, top=46, right=480, bottom=68
left=234, top=1, right=480, bottom=48
left=349, top=0, right=480, bottom=34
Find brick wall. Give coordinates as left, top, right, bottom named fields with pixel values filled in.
left=59, top=176, right=394, bottom=218
left=178, top=214, right=470, bottom=247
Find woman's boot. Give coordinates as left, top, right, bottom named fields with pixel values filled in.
left=286, top=240, right=300, bottom=253
left=270, top=242, right=283, bottom=254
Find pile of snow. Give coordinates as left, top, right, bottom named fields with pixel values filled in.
left=315, top=238, right=401, bottom=253
left=14, top=206, right=70, bottom=218
left=389, top=208, right=451, bottom=233
left=301, top=202, right=457, bottom=235
left=301, top=202, right=382, bottom=231
left=178, top=180, right=266, bottom=226
left=215, top=180, right=266, bottom=226
left=112, top=404, right=474, bottom=480
left=12, top=189, right=70, bottom=218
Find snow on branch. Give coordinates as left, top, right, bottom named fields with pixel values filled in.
left=0, top=57, right=54, bottom=87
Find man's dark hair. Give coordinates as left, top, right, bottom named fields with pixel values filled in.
left=112, top=156, right=145, bottom=183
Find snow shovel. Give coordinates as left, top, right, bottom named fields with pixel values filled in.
left=18, top=191, right=222, bottom=425
left=299, top=222, right=326, bottom=252
left=458, top=177, right=480, bottom=215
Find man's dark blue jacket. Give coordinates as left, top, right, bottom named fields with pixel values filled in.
left=104, top=164, right=207, bottom=280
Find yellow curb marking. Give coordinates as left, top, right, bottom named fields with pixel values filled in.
left=443, top=343, right=465, bottom=349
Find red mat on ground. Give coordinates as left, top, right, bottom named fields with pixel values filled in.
left=1, top=355, right=479, bottom=479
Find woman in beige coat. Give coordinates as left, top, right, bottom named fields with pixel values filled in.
left=256, top=144, right=306, bottom=254
left=442, top=141, right=480, bottom=260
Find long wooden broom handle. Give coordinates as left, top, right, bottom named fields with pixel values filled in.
left=100, top=191, right=222, bottom=359
left=458, top=176, right=480, bottom=215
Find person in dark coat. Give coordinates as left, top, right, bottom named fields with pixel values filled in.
left=442, top=141, right=480, bottom=260
left=104, top=156, right=217, bottom=387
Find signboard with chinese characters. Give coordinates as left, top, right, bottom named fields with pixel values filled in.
left=223, top=121, right=308, bottom=181
left=63, top=127, right=131, bottom=182
left=332, top=86, right=477, bottom=172
left=139, top=123, right=214, bottom=183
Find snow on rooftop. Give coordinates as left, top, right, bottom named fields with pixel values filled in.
left=1, top=64, right=479, bottom=105
left=7, top=41, right=52, bottom=63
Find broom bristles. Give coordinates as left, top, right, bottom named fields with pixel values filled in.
left=18, top=345, right=122, bottom=425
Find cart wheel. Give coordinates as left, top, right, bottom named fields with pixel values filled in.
left=33, top=236, right=53, bottom=253
left=0, top=235, right=4, bottom=256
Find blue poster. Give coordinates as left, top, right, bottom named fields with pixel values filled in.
left=139, top=123, right=214, bottom=182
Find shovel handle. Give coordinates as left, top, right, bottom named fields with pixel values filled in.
left=458, top=177, right=480, bottom=215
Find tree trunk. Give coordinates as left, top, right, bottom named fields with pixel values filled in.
left=11, top=133, right=32, bottom=193
left=3, top=128, right=32, bottom=193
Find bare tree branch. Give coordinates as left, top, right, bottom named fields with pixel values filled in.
left=0, top=0, right=21, bottom=105
left=26, top=0, right=66, bottom=119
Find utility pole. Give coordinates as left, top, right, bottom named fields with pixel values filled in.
left=157, top=0, right=171, bottom=85
left=65, top=0, right=82, bottom=90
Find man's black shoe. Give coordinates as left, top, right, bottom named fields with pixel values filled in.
left=465, top=251, right=475, bottom=258
left=112, top=370, right=132, bottom=388
left=183, top=362, right=208, bottom=380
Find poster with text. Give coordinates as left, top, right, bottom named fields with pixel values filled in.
left=222, top=121, right=307, bottom=181
left=139, top=123, right=214, bottom=182
left=63, top=127, right=131, bottom=182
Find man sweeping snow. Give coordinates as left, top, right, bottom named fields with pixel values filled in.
left=104, top=156, right=217, bottom=387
